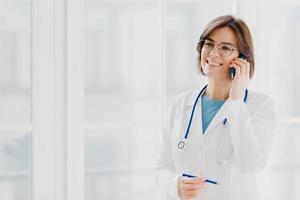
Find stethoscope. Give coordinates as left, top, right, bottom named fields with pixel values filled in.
left=177, top=85, right=248, bottom=150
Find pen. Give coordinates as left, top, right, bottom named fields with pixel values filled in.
left=182, top=173, right=218, bottom=185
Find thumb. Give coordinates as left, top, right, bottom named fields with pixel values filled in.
left=198, top=173, right=206, bottom=181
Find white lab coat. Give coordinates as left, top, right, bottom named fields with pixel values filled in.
left=155, top=86, right=276, bottom=200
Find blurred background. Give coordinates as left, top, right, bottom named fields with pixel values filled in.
left=0, top=0, right=299, bottom=199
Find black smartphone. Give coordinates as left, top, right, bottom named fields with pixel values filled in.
left=230, top=52, right=246, bottom=79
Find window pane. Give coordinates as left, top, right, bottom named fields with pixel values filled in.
left=0, top=0, right=31, bottom=123
left=271, top=123, right=300, bottom=166
left=256, top=4, right=300, bottom=200
left=257, top=3, right=300, bottom=118
left=85, top=0, right=160, bottom=122
left=85, top=128, right=160, bottom=200
left=258, top=123, right=300, bottom=200
left=0, top=132, right=31, bottom=200
left=267, top=169, right=300, bottom=200
left=0, top=1, right=31, bottom=200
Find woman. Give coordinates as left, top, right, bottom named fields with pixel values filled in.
left=155, top=15, right=276, bottom=200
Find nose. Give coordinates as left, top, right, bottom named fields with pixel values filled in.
left=209, top=46, right=221, bottom=57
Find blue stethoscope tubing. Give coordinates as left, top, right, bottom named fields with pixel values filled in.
left=177, top=85, right=248, bottom=150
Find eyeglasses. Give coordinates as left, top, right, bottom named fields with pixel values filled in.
left=199, top=39, right=239, bottom=57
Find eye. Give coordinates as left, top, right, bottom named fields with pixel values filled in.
left=204, top=41, right=214, bottom=48
left=221, top=45, right=231, bottom=51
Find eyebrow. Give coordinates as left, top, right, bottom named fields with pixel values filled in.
left=206, top=38, right=236, bottom=47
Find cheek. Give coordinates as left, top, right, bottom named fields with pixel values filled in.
left=200, top=51, right=209, bottom=65
left=226, top=54, right=239, bottom=67
left=224, top=57, right=235, bottom=68
left=224, top=60, right=231, bottom=68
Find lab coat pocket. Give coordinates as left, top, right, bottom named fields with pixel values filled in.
left=215, top=128, right=233, bottom=165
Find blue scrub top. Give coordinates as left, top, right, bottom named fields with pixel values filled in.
left=201, top=94, right=225, bottom=134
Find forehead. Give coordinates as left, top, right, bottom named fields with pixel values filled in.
left=207, top=27, right=238, bottom=46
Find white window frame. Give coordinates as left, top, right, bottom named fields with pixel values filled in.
left=31, top=0, right=55, bottom=199
left=65, top=0, right=85, bottom=199
left=32, top=0, right=85, bottom=199
left=27, top=0, right=300, bottom=199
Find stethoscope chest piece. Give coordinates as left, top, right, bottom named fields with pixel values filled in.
left=177, top=141, right=185, bottom=149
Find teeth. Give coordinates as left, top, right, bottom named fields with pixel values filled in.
left=206, top=60, right=222, bottom=66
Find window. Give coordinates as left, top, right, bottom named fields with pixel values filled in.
left=0, top=0, right=31, bottom=199
left=0, top=0, right=299, bottom=199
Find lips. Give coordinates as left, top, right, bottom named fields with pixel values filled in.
left=206, top=59, right=223, bottom=67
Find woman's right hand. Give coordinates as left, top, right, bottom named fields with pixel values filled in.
left=177, top=175, right=205, bottom=199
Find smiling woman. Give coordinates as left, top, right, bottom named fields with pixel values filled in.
left=155, top=15, right=276, bottom=200
left=197, top=15, right=255, bottom=80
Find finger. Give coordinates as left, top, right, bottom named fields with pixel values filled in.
left=184, top=187, right=205, bottom=199
left=235, top=57, right=248, bottom=64
left=184, top=185, right=205, bottom=192
left=245, top=62, right=250, bottom=77
left=182, top=178, right=204, bottom=184
left=246, top=63, right=250, bottom=77
left=197, top=172, right=204, bottom=179
left=182, top=182, right=205, bottom=190
left=233, top=59, right=250, bottom=76
left=233, top=60, right=245, bottom=75
left=182, top=181, right=204, bottom=189
left=198, top=175, right=205, bottom=182
left=185, top=189, right=198, bottom=198
left=185, top=188, right=204, bottom=199
left=241, top=63, right=246, bottom=76
left=183, top=182, right=205, bottom=190
left=182, top=182, right=203, bottom=190
left=242, top=63, right=250, bottom=78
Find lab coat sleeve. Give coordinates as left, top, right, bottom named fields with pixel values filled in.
left=223, top=97, right=276, bottom=174
left=155, top=98, right=181, bottom=199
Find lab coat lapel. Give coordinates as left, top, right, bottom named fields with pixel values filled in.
left=184, top=86, right=227, bottom=135
left=184, top=88, right=205, bottom=135
left=183, top=88, right=206, bottom=173
left=205, top=90, right=249, bottom=134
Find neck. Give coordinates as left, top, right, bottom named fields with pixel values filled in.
left=205, top=79, right=231, bottom=100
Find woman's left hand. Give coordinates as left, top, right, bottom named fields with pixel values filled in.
left=228, top=58, right=251, bottom=100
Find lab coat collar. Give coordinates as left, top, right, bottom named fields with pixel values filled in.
left=185, top=86, right=205, bottom=106
left=184, top=85, right=228, bottom=134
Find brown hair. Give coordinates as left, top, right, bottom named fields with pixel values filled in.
left=196, top=15, right=255, bottom=78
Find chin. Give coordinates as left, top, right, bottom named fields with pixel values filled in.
left=203, top=65, right=229, bottom=79
left=204, top=70, right=228, bottom=80
left=203, top=68, right=220, bottom=77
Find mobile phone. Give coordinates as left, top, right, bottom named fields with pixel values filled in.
left=230, top=52, right=246, bottom=79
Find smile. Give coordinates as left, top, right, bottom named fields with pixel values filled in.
left=206, top=59, right=223, bottom=67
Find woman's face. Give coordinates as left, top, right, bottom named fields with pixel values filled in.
left=200, top=27, right=239, bottom=80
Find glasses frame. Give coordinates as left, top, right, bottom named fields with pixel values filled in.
left=197, top=39, right=240, bottom=57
